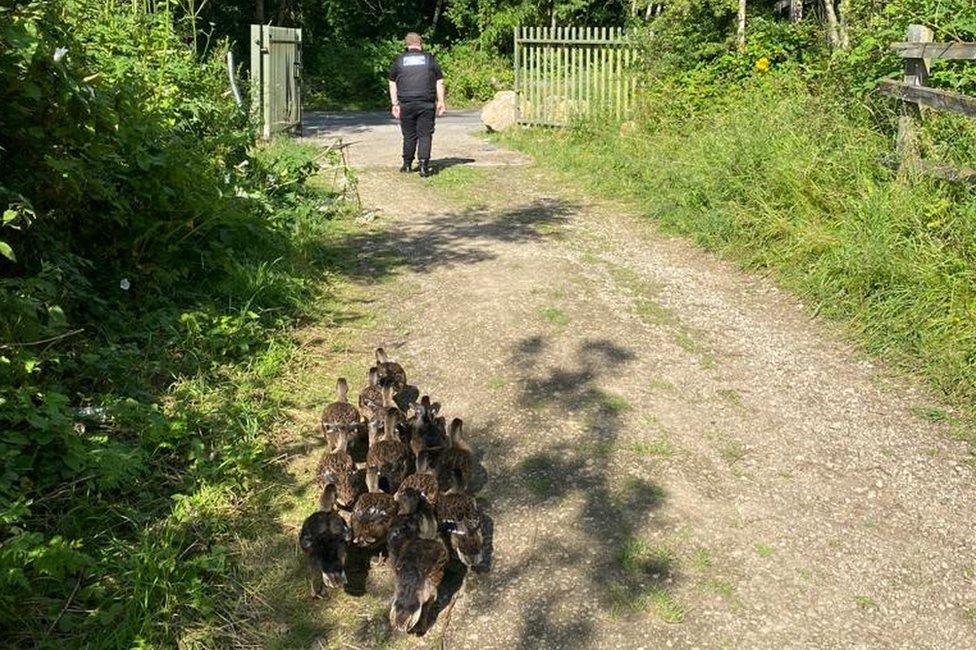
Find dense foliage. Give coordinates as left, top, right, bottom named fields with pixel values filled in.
left=1, top=1, right=357, bottom=644
left=196, top=0, right=633, bottom=108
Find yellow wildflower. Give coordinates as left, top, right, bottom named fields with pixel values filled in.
left=755, top=57, right=770, bottom=73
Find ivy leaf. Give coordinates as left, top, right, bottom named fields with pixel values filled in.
left=0, top=240, right=15, bottom=262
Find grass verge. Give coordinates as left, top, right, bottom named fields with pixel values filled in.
left=504, top=73, right=976, bottom=453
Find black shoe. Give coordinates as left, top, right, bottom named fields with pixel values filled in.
left=399, top=160, right=414, bottom=173
left=418, top=160, right=433, bottom=177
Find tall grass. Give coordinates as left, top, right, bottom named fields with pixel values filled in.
left=506, top=73, right=976, bottom=440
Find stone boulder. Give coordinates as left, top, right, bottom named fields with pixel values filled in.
left=481, top=90, right=518, bottom=132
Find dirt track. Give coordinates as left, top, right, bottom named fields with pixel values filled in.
left=299, top=111, right=976, bottom=649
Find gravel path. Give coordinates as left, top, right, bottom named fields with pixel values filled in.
left=301, top=113, right=976, bottom=649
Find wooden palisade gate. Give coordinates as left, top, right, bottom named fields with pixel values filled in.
left=514, top=27, right=638, bottom=127
left=251, top=24, right=303, bottom=139
left=879, top=24, right=976, bottom=183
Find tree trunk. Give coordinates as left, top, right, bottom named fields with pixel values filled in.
left=255, top=0, right=264, bottom=24
left=790, top=0, right=803, bottom=22
left=823, top=0, right=841, bottom=49
left=431, top=0, right=446, bottom=35
left=737, top=0, right=746, bottom=48
left=838, top=0, right=850, bottom=49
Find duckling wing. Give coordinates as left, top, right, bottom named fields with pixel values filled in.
left=318, top=452, right=355, bottom=484
left=354, top=494, right=398, bottom=524
left=322, top=401, right=360, bottom=426
left=437, top=449, right=474, bottom=489
left=399, top=474, right=439, bottom=506
left=367, top=441, right=409, bottom=472
left=436, top=493, right=480, bottom=532
left=300, top=511, right=332, bottom=540
left=397, top=539, right=449, bottom=587
left=377, top=362, right=407, bottom=392
left=358, top=386, right=383, bottom=414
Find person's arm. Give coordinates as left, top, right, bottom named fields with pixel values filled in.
left=388, top=59, right=400, bottom=119
left=436, top=79, right=446, bottom=116
left=389, top=80, right=400, bottom=119
left=433, top=58, right=446, bottom=116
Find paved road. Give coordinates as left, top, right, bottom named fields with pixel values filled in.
left=303, top=109, right=530, bottom=169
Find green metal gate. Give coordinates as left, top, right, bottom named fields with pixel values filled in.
left=514, top=27, right=638, bottom=127
left=251, top=25, right=303, bottom=139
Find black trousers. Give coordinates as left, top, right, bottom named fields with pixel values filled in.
left=399, top=100, right=436, bottom=162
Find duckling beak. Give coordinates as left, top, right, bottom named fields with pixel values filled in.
left=390, top=605, right=422, bottom=633
left=322, top=571, right=347, bottom=589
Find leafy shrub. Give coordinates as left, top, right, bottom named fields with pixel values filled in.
left=0, top=2, right=357, bottom=645
left=438, top=41, right=513, bottom=104
left=305, top=36, right=512, bottom=109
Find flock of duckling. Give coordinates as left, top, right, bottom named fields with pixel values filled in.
left=299, top=348, right=483, bottom=634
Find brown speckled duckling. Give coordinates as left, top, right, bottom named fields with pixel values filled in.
left=375, top=347, right=407, bottom=393
left=366, top=408, right=411, bottom=493
left=316, top=427, right=363, bottom=510
left=409, top=396, right=448, bottom=456
left=299, top=484, right=351, bottom=596
left=436, top=470, right=484, bottom=568
left=436, top=418, right=474, bottom=492
left=387, top=487, right=438, bottom=566
left=320, top=378, right=362, bottom=448
left=358, top=367, right=384, bottom=426
left=351, top=468, right=399, bottom=549
left=397, top=449, right=439, bottom=509
left=389, top=536, right=448, bottom=633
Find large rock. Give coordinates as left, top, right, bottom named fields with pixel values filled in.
left=481, top=90, right=518, bottom=132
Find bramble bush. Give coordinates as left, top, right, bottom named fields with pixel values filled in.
left=1, top=1, right=357, bottom=645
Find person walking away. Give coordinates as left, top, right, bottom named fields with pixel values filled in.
left=388, top=32, right=447, bottom=177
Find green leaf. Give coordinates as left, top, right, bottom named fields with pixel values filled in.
left=2, top=209, right=16, bottom=225
left=0, top=240, right=15, bottom=262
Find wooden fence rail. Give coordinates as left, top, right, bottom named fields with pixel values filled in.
left=514, top=26, right=638, bottom=127
left=879, top=24, right=976, bottom=183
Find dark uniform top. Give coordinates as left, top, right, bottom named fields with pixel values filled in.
left=388, top=50, right=443, bottom=103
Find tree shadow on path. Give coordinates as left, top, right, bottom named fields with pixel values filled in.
left=464, top=336, right=677, bottom=648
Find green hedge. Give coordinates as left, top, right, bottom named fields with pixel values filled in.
left=1, top=2, right=356, bottom=644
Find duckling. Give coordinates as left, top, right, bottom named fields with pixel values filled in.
left=436, top=470, right=484, bottom=568
left=375, top=347, right=407, bottom=393
left=299, top=484, right=351, bottom=596
left=320, top=378, right=362, bottom=448
left=350, top=468, right=399, bottom=549
left=397, top=449, right=439, bottom=508
left=366, top=407, right=411, bottom=493
left=389, top=537, right=449, bottom=634
left=436, top=418, right=474, bottom=492
left=409, top=396, right=448, bottom=455
left=358, top=367, right=384, bottom=426
left=387, top=487, right=438, bottom=565
left=316, top=427, right=363, bottom=510
left=365, top=385, right=403, bottom=446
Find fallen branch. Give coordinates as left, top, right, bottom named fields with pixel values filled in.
left=0, top=328, right=84, bottom=350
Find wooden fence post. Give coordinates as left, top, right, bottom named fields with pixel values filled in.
left=514, top=27, right=521, bottom=123
left=897, top=23, right=933, bottom=172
